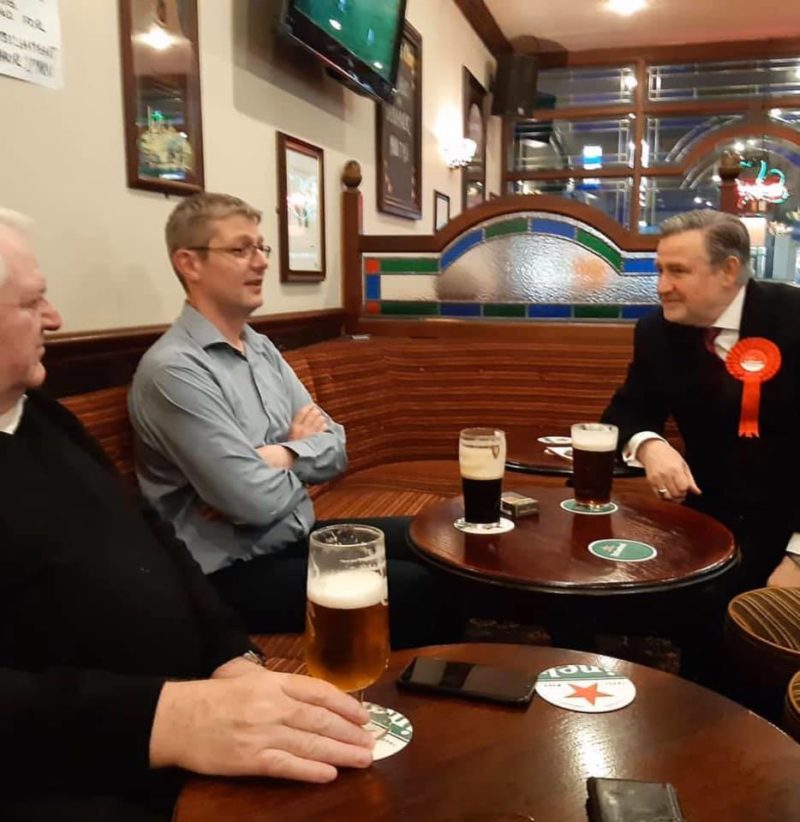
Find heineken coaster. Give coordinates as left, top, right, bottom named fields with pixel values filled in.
left=537, top=435, right=572, bottom=446
left=588, top=539, right=657, bottom=562
left=366, top=703, right=413, bottom=761
left=454, top=517, right=515, bottom=535
left=535, top=664, right=636, bottom=713
left=560, top=499, right=618, bottom=516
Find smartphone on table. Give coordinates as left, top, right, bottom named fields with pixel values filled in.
left=396, top=656, right=537, bottom=706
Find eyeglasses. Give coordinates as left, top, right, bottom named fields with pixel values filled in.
left=187, top=242, right=272, bottom=260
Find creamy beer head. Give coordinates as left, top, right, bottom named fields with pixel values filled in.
left=459, top=428, right=507, bottom=480
left=570, top=423, right=618, bottom=452
left=307, top=569, right=387, bottom=609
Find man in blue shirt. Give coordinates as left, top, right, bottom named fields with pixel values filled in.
left=130, top=192, right=460, bottom=648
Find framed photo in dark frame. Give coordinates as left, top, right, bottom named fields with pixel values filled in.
left=434, top=190, right=450, bottom=231
left=118, top=0, right=205, bottom=195
left=462, top=67, right=487, bottom=211
left=376, top=22, right=422, bottom=220
left=276, top=132, right=326, bottom=283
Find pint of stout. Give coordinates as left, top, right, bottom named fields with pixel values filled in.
left=304, top=524, right=389, bottom=693
left=459, top=428, right=506, bottom=526
left=570, top=422, right=619, bottom=509
left=305, top=569, right=389, bottom=692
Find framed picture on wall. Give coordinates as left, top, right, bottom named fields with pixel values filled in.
left=276, top=132, right=326, bottom=283
left=118, top=0, right=205, bottom=195
left=434, top=190, right=450, bottom=231
left=462, top=67, right=487, bottom=211
left=376, top=22, right=422, bottom=220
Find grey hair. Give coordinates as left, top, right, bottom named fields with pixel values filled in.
left=660, top=209, right=752, bottom=284
left=0, top=208, right=33, bottom=287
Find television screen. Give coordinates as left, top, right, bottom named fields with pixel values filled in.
left=282, top=0, right=407, bottom=102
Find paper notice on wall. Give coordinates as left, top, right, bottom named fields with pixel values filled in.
left=0, top=0, right=62, bottom=89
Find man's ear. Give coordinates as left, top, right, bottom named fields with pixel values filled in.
left=719, top=254, right=741, bottom=287
left=172, top=249, right=200, bottom=285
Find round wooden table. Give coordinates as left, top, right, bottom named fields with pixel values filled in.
left=174, top=643, right=800, bottom=821
left=408, top=485, right=736, bottom=596
left=505, top=425, right=642, bottom=478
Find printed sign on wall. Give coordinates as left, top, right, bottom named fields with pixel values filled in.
left=0, top=0, right=63, bottom=89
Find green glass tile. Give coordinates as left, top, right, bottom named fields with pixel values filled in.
left=380, top=301, right=440, bottom=316
left=485, top=218, right=528, bottom=239
left=379, top=258, right=439, bottom=273
left=576, top=230, right=622, bottom=271
left=483, top=303, right=527, bottom=318
left=573, top=304, right=621, bottom=319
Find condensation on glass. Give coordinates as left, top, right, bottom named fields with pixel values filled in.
left=648, top=57, right=800, bottom=102
left=511, top=178, right=632, bottom=226
left=512, top=117, right=634, bottom=172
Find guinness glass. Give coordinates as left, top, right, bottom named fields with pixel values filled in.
left=458, top=428, right=506, bottom=528
left=570, top=422, right=618, bottom=510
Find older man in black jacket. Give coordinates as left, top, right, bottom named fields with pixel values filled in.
left=0, top=210, right=372, bottom=820
left=603, top=209, right=800, bottom=593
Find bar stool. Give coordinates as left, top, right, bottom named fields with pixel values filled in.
left=725, top=587, right=800, bottom=720
left=784, top=670, right=800, bottom=743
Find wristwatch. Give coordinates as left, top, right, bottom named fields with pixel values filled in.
left=786, top=553, right=800, bottom=569
left=241, top=649, right=268, bottom=666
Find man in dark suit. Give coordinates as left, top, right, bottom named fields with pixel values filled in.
left=603, top=209, right=800, bottom=593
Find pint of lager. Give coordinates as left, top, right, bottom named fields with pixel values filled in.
left=570, top=422, right=619, bottom=509
left=459, top=428, right=506, bottom=526
left=304, top=525, right=389, bottom=693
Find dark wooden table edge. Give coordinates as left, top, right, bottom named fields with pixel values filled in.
left=505, top=459, right=644, bottom=478
left=407, top=535, right=741, bottom=597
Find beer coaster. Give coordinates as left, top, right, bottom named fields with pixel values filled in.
left=544, top=446, right=573, bottom=461
left=453, top=517, right=515, bottom=535
left=537, top=436, right=572, bottom=446
left=365, top=702, right=413, bottom=761
left=588, top=538, right=657, bottom=562
left=535, top=664, right=636, bottom=713
left=560, top=499, right=618, bottom=516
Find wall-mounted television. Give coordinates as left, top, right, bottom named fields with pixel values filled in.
left=281, top=0, right=407, bottom=102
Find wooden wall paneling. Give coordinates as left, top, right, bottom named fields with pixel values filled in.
left=341, top=161, right=364, bottom=331
left=452, top=0, right=512, bottom=57
left=536, top=37, right=800, bottom=69
left=44, top=309, right=346, bottom=398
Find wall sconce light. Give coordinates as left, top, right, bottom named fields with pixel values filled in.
left=442, top=137, right=477, bottom=169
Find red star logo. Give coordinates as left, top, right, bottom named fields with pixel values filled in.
left=565, top=682, right=613, bottom=705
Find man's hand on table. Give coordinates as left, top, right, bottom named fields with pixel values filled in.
left=767, top=556, right=800, bottom=588
left=637, top=439, right=701, bottom=504
left=149, top=667, right=373, bottom=782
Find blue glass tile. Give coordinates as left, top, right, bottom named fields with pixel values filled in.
left=440, top=302, right=482, bottom=317
left=623, top=257, right=657, bottom=274
left=365, top=274, right=381, bottom=300
left=530, top=218, right=576, bottom=240
left=441, top=230, right=484, bottom=270
left=527, top=304, right=572, bottom=319
left=621, top=304, right=657, bottom=319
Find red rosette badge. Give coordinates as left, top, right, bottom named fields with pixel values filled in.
left=725, top=337, right=781, bottom=437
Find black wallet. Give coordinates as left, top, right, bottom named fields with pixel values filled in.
left=587, top=777, right=685, bottom=822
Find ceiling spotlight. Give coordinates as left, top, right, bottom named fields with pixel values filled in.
left=605, top=0, right=648, bottom=15
left=623, top=74, right=638, bottom=90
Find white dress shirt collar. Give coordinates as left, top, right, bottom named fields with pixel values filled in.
left=0, top=395, right=25, bottom=435
left=711, top=285, right=746, bottom=333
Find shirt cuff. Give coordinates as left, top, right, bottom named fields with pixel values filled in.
left=622, top=431, right=665, bottom=467
left=786, top=534, right=800, bottom=555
